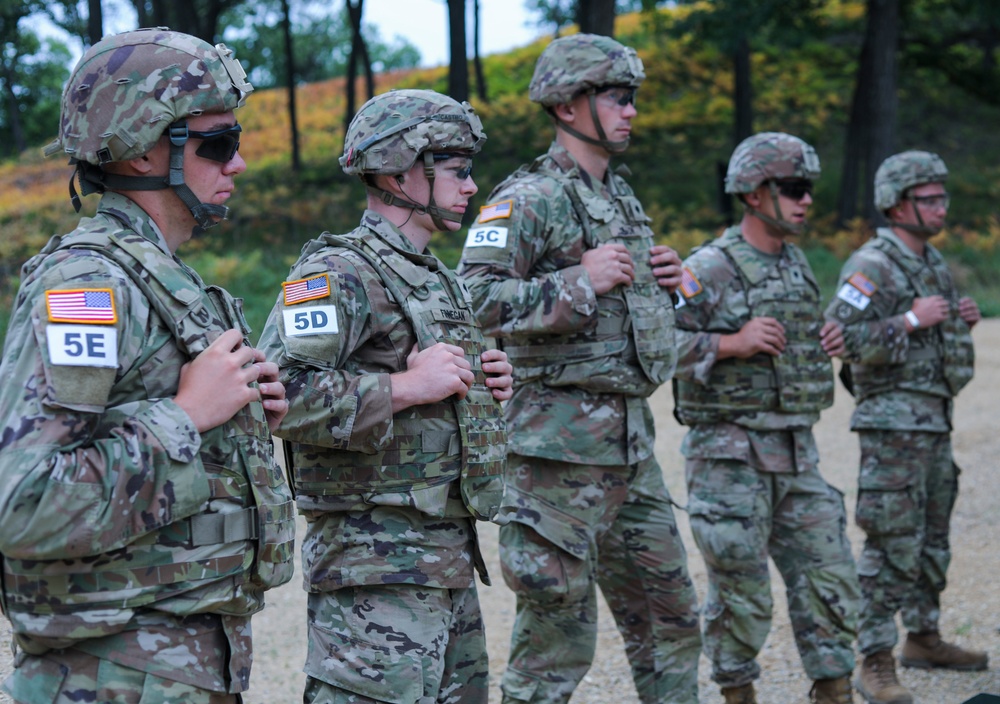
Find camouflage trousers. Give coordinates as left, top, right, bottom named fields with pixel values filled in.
left=2, top=648, right=239, bottom=704
left=303, top=585, right=489, bottom=704
left=498, top=454, right=701, bottom=704
left=855, top=429, right=958, bottom=655
left=686, top=455, right=859, bottom=687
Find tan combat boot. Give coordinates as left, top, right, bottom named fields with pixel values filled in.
left=855, top=650, right=912, bottom=704
left=810, top=675, right=853, bottom=704
left=900, top=630, right=989, bottom=671
left=721, top=682, right=757, bottom=704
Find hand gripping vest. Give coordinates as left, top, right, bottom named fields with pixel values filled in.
left=1, top=223, right=295, bottom=622
left=499, top=156, right=676, bottom=397
left=285, top=231, right=506, bottom=521
left=674, top=228, right=834, bottom=424
left=848, top=232, right=974, bottom=400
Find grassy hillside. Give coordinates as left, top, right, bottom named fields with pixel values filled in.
left=3, top=4, right=1000, bottom=345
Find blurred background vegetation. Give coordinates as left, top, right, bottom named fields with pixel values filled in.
left=3, top=0, right=1000, bottom=344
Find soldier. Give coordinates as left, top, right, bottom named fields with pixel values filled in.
left=257, top=89, right=512, bottom=704
left=827, top=151, right=986, bottom=704
left=457, top=34, right=701, bottom=704
left=673, top=132, right=860, bottom=704
left=0, top=29, right=295, bottom=703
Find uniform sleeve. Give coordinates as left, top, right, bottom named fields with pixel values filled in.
left=0, top=253, right=211, bottom=561
left=257, top=252, right=395, bottom=453
left=825, top=250, right=910, bottom=366
left=456, top=179, right=598, bottom=338
left=673, top=249, right=732, bottom=385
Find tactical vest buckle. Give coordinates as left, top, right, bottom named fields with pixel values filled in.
left=188, top=507, right=259, bottom=545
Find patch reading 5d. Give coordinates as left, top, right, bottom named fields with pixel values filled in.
left=836, top=282, right=871, bottom=310
left=46, top=324, right=118, bottom=367
left=465, top=226, right=508, bottom=248
left=283, top=305, right=339, bottom=336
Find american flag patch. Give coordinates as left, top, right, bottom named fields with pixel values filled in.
left=848, top=272, right=877, bottom=297
left=478, top=199, right=513, bottom=223
left=46, top=289, right=117, bottom=324
left=283, top=274, right=331, bottom=305
left=679, top=267, right=703, bottom=299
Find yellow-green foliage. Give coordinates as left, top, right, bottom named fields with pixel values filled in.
left=4, top=2, right=1000, bottom=343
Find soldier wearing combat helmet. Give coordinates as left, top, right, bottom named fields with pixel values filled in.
left=674, top=132, right=860, bottom=704
left=827, top=150, right=985, bottom=704
left=258, top=89, right=513, bottom=704
left=0, top=28, right=294, bottom=703
left=458, top=33, right=701, bottom=704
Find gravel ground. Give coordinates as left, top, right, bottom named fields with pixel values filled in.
left=3, top=321, right=999, bottom=703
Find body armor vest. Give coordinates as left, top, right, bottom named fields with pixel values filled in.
left=500, top=157, right=676, bottom=397
left=674, top=228, right=834, bottom=424
left=2, top=222, right=295, bottom=620
left=849, top=232, right=974, bottom=400
left=286, top=231, right=506, bottom=521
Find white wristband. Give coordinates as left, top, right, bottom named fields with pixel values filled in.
left=905, top=310, right=920, bottom=329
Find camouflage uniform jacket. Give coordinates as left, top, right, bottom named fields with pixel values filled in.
left=258, top=210, right=504, bottom=592
left=674, top=226, right=833, bottom=470
left=0, top=192, right=294, bottom=693
left=825, top=227, right=974, bottom=432
left=458, top=142, right=675, bottom=466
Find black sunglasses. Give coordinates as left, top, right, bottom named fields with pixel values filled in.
left=774, top=179, right=813, bottom=201
left=595, top=85, right=637, bottom=107
left=433, top=152, right=474, bottom=180
left=189, top=123, right=242, bottom=163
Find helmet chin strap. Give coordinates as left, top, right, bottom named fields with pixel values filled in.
left=889, top=203, right=939, bottom=237
left=554, top=92, right=630, bottom=153
left=744, top=182, right=805, bottom=235
left=70, top=120, right=228, bottom=233
left=364, top=151, right=464, bottom=231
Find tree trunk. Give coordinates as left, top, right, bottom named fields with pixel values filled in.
left=87, top=0, right=103, bottom=45
left=732, top=34, right=753, bottom=144
left=837, top=0, right=899, bottom=225
left=473, top=0, right=488, bottom=102
left=447, top=0, right=469, bottom=102
left=280, top=0, right=300, bottom=171
left=864, top=0, right=899, bottom=222
left=577, top=0, right=615, bottom=37
left=344, top=0, right=363, bottom=144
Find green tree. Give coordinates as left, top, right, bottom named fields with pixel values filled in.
left=222, top=1, right=419, bottom=89
left=0, top=3, right=71, bottom=156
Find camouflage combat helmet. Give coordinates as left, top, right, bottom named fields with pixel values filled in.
left=341, top=89, right=486, bottom=230
left=46, top=28, right=253, bottom=230
left=726, top=131, right=821, bottom=234
left=874, top=150, right=948, bottom=211
left=529, top=33, right=644, bottom=152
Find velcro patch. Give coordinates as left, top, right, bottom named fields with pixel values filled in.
left=478, top=199, right=513, bottom=223
left=46, top=288, right=117, bottom=324
left=46, top=324, right=118, bottom=367
left=848, top=272, right=878, bottom=297
left=836, top=282, right=871, bottom=311
left=283, top=305, right=339, bottom=336
left=679, top=268, right=703, bottom=299
left=464, top=226, right=508, bottom=248
left=283, top=274, right=330, bottom=305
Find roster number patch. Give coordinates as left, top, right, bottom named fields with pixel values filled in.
left=283, top=305, right=339, bottom=336
left=836, top=282, right=871, bottom=310
left=464, top=226, right=508, bottom=248
left=46, top=324, right=118, bottom=367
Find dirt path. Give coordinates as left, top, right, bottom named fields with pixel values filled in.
left=3, top=322, right=999, bottom=703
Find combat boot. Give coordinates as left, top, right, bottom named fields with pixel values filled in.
left=855, top=650, right=912, bottom=704
left=900, top=630, right=989, bottom=671
left=809, top=675, right=853, bottom=704
left=721, top=683, right=756, bottom=704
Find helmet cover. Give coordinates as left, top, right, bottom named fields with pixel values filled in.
left=725, top=132, right=821, bottom=194
left=341, top=89, right=485, bottom=176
